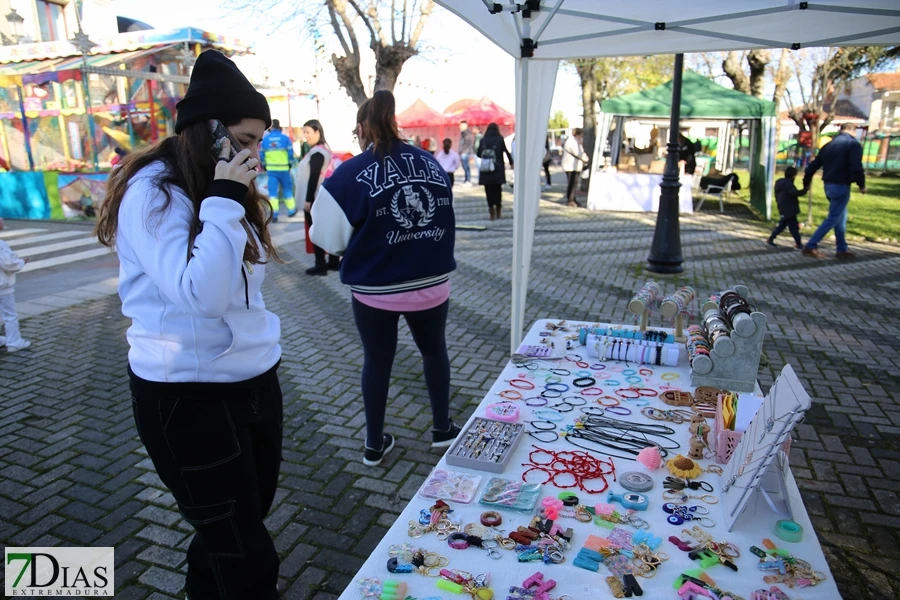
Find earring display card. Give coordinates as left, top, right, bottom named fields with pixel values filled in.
left=419, top=468, right=483, bottom=504
left=446, top=417, right=525, bottom=474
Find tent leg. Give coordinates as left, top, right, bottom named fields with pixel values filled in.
left=646, top=53, right=685, bottom=274
left=511, top=58, right=531, bottom=354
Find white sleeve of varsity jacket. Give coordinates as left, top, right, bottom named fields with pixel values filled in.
left=118, top=177, right=249, bottom=319
left=309, top=185, right=354, bottom=256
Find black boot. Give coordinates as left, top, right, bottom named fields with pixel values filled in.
left=327, top=255, right=341, bottom=271
left=307, top=247, right=328, bottom=275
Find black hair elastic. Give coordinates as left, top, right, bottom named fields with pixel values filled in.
left=529, top=420, right=557, bottom=431
left=573, top=376, right=596, bottom=388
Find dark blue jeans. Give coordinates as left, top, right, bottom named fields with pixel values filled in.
left=461, top=153, right=472, bottom=182
left=130, top=366, right=282, bottom=600
left=770, top=215, right=802, bottom=247
left=351, top=297, right=451, bottom=448
left=805, top=183, right=850, bottom=252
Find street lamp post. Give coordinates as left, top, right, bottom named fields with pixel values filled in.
left=4, top=8, right=24, bottom=44
left=646, top=53, right=686, bottom=274
left=71, top=23, right=100, bottom=170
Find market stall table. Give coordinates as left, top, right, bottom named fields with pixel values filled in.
left=338, top=320, right=838, bottom=600
left=586, top=172, right=694, bottom=214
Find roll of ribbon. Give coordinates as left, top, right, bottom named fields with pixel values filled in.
left=774, top=519, right=803, bottom=543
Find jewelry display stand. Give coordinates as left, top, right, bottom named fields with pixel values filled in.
left=628, top=282, right=661, bottom=333
left=721, top=364, right=811, bottom=531
left=690, top=311, right=765, bottom=393
left=661, top=286, right=694, bottom=343
left=702, top=286, right=756, bottom=338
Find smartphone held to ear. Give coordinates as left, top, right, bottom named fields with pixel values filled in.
left=210, top=119, right=242, bottom=161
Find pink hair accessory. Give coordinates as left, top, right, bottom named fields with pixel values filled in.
left=541, top=497, right=564, bottom=510
left=637, top=446, right=663, bottom=470
left=546, top=508, right=559, bottom=520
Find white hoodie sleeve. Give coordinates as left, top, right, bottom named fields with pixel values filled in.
left=309, top=185, right=353, bottom=256
left=118, top=177, right=249, bottom=319
left=0, top=241, right=25, bottom=274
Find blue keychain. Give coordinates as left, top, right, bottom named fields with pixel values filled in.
left=607, top=491, right=649, bottom=511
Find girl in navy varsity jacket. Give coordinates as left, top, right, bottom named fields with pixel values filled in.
left=310, top=91, right=461, bottom=466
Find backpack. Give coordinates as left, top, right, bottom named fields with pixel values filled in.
left=480, top=147, right=497, bottom=172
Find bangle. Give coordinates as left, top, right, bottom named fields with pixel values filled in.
left=480, top=511, right=502, bottom=527
left=448, top=532, right=470, bottom=549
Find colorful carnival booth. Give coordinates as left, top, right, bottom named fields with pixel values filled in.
left=0, top=27, right=250, bottom=219
left=587, top=72, right=778, bottom=219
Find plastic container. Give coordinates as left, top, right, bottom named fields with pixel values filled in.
left=714, top=393, right=791, bottom=464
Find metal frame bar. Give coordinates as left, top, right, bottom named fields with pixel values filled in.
left=532, top=0, right=565, bottom=43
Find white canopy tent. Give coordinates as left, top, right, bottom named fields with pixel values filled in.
left=434, top=1, right=900, bottom=352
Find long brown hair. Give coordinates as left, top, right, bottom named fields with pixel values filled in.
left=357, top=90, right=402, bottom=157
left=94, top=118, right=280, bottom=265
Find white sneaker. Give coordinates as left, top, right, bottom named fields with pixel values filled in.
left=463, top=181, right=473, bottom=187
left=7, top=340, right=31, bottom=352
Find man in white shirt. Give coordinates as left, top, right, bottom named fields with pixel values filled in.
left=562, top=128, right=589, bottom=207
left=435, top=138, right=462, bottom=186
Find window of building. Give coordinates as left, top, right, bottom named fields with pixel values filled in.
left=37, top=0, right=69, bottom=43
left=882, top=102, right=900, bottom=130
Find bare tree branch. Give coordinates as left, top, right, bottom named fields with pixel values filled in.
left=345, top=0, right=379, bottom=45
left=391, top=0, right=397, bottom=44
left=328, top=3, right=353, bottom=58
left=722, top=51, right=750, bottom=94
left=408, top=0, right=433, bottom=48
left=401, top=0, right=408, bottom=44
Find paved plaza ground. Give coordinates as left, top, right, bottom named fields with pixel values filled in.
left=1, top=178, right=899, bottom=600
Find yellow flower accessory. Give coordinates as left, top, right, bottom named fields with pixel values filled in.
left=667, top=454, right=703, bottom=479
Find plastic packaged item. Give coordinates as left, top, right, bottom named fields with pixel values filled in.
left=478, top=477, right=542, bottom=513
left=419, top=468, right=483, bottom=504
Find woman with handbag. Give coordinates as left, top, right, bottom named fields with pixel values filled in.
left=476, top=122, right=513, bottom=220
left=295, top=119, right=336, bottom=275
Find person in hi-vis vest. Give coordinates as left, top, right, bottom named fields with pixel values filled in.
left=261, top=119, right=296, bottom=221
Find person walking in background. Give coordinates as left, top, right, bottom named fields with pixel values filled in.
left=458, top=120, right=474, bottom=186
left=295, top=119, right=337, bottom=276
left=436, top=138, right=461, bottom=186
left=261, top=119, right=295, bottom=222
left=767, top=166, right=806, bottom=249
left=542, top=135, right=553, bottom=189
left=0, top=217, right=31, bottom=352
left=801, top=122, right=866, bottom=259
left=562, top=128, right=588, bottom=207
left=477, top=123, right=514, bottom=221
left=310, top=90, right=461, bottom=466
left=93, top=50, right=284, bottom=600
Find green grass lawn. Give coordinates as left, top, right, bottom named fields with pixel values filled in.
left=727, top=170, right=900, bottom=243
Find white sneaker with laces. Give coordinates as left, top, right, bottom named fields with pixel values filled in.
left=8, top=340, right=31, bottom=352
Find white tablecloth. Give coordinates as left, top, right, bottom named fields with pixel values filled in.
left=586, top=172, right=694, bottom=213
left=338, top=320, right=839, bottom=600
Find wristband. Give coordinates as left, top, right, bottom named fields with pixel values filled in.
left=774, top=519, right=803, bottom=543
left=480, top=511, right=502, bottom=527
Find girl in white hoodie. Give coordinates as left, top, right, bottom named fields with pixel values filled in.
left=94, top=51, right=283, bottom=600
left=0, top=217, right=31, bottom=352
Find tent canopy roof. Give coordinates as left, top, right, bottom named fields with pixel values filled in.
left=444, top=96, right=515, bottom=126
left=397, top=99, right=447, bottom=128
left=435, top=1, right=900, bottom=61
left=602, top=71, right=777, bottom=119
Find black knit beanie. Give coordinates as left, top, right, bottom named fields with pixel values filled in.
left=175, top=50, right=271, bottom=134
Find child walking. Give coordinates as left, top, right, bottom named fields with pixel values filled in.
left=767, top=166, right=806, bottom=249
left=0, top=218, right=32, bottom=351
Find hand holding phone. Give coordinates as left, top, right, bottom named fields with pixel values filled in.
left=210, top=119, right=241, bottom=161
left=214, top=141, right=258, bottom=187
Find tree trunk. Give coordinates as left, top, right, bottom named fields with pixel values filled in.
left=332, top=53, right=368, bottom=106
left=575, top=60, right=598, bottom=192
left=372, top=43, right=416, bottom=93
left=747, top=49, right=769, bottom=98
left=722, top=51, right=750, bottom=94
left=772, top=49, right=791, bottom=158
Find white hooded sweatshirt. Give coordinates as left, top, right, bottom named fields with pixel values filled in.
left=0, top=240, right=25, bottom=297
left=116, top=163, right=281, bottom=383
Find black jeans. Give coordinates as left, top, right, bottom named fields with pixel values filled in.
left=770, top=215, right=802, bottom=247
left=351, top=297, right=451, bottom=448
left=543, top=162, right=552, bottom=186
left=484, top=184, right=502, bottom=209
left=565, top=170, right=579, bottom=205
left=130, top=365, right=283, bottom=600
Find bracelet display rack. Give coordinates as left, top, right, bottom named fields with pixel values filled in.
left=660, top=286, right=694, bottom=343
left=689, top=288, right=766, bottom=393
left=628, top=281, right=662, bottom=333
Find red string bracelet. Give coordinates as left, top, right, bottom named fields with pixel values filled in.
left=614, top=388, right=641, bottom=399
left=506, top=378, right=536, bottom=390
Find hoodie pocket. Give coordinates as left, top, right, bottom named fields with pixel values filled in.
left=209, top=311, right=278, bottom=364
